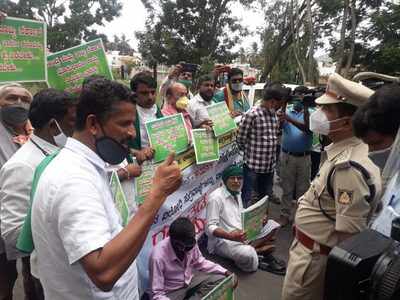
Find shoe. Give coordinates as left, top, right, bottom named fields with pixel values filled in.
left=279, top=215, right=290, bottom=227
left=258, top=253, right=286, bottom=276
left=270, top=194, right=281, bottom=205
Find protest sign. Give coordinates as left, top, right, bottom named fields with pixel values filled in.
left=206, top=102, right=237, bottom=137
left=0, top=17, right=47, bottom=83
left=134, top=162, right=156, bottom=205
left=47, top=39, right=112, bottom=93
left=192, top=129, right=219, bottom=164
left=202, top=274, right=235, bottom=300
left=145, top=113, right=190, bottom=163
left=241, top=195, right=268, bottom=241
left=110, top=171, right=129, bottom=226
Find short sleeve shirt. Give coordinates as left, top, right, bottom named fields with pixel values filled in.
left=31, top=138, right=139, bottom=300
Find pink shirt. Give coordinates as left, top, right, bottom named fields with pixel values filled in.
left=149, top=237, right=227, bottom=300
left=162, top=103, right=193, bottom=134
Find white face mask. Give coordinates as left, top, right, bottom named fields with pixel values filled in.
left=309, top=109, right=348, bottom=136
left=230, top=82, right=243, bottom=92
left=53, top=120, right=68, bottom=147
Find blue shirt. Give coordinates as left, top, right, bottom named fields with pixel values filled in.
left=281, top=109, right=313, bottom=153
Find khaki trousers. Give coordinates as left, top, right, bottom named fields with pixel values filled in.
left=282, top=239, right=328, bottom=300
left=280, top=152, right=311, bottom=218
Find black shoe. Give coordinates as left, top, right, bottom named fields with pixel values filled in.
left=258, top=254, right=286, bottom=276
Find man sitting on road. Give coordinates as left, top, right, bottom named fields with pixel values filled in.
left=206, top=165, right=286, bottom=275
left=149, top=217, right=232, bottom=300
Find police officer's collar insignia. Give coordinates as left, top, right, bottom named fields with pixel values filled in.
left=338, top=190, right=353, bottom=205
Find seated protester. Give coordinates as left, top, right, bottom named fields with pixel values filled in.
left=187, top=74, right=215, bottom=130
left=352, top=84, right=400, bottom=172
left=213, top=67, right=250, bottom=117
left=206, top=165, right=286, bottom=275
left=129, top=72, right=162, bottom=163
left=30, top=79, right=182, bottom=299
left=160, top=64, right=194, bottom=105
left=162, top=82, right=193, bottom=134
left=0, top=89, right=77, bottom=300
left=0, top=83, right=33, bottom=300
left=149, top=217, right=231, bottom=300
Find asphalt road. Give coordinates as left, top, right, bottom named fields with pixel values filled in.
left=13, top=184, right=293, bottom=300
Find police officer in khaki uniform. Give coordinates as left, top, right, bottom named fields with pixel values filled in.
left=282, top=73, right=382, bottom=300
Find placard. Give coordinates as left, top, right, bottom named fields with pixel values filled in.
left=201, top=274, right=235, bottom=300
left=192, top=129, right=219, bottom=164
left=110, top=171, right=129, bottom=226
left=0, top=17, right=47, bottom=83
left=206, top=102, right=237, bottom=137
left=134, top=162, right=156, bottom=205
left=145, top=113, right=190, bottom=163
left=47, top=39, right=113, bottom=93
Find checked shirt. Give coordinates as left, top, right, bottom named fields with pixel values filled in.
left=237, top=105, right=280, bottom=173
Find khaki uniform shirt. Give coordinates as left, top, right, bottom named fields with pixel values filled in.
left=295, top=137, right=382, bottom=248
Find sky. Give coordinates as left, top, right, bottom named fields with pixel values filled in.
left=99, top=0, right=265, bottom=52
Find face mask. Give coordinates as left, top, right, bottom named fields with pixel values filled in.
left=178, top=79, right=192, bottom=90
left=230, top=82, right=243, bottom=92
left=52, top=120, right=68, bottom=147
left=310, top=109, right=348, bottom=136
left=0, top=105, right=29, bottom=126
left=292, top=101, right=303, bottom=111
left=176, top=96, right=189, bottom=110
left=369, top=146, right=392, bottom=171
left=94, top=125, right=129, bottom=165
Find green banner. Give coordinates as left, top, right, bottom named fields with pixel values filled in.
left=134, top=162, right=155, bottom=205
left=110, top=171, right=129, bottom=227
left=206, top=102, right=237, bottom=137
left=192, top=129, right=220, bottom=164
left=47, top=39, right=113, bottom=93
left=201, top=274, right=235, bottom=300
left=0, top=17, right=47, bottom=83
left=145, top=113, right=190, bottom=163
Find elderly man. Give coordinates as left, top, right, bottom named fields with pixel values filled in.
left=282, top=73, right=382, bottom=300
left=213, top=68, right=250, bottom=117
left=0, top=83, right=33, bottom=300
left=162, top=82, right=193, bottom=134
left=206, top=165, right=285, bottom=275
left=30, top=79, right=182, bottom=299
left=0, top=89, right=77, bottom=300
left=159, top=64, right=195, bottom=104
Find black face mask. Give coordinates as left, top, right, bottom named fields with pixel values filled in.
left=0, top=105, right=29, bottom=126
left=94, top=130, right=129, bottom=165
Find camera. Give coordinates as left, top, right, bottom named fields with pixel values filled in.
left=325, top=225, right=400, bottom=300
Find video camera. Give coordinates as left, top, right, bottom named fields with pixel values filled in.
left=325, top=220, right=400, bottom=300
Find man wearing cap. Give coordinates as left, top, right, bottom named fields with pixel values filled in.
left=282, top=73, right=382, bottom=300
left=206, top=165, right=285, bottom=275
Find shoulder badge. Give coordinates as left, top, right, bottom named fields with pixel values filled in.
left=338, top=189, right=353, bottom=205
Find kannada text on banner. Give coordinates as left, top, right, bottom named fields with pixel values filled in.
left=192, top=129, right=220, bottom=164
left=206, top=102, right=237, bottom=137
left=47, top=39, right=113, bottom=94
left=145, top=113, right=190, bottom=163
left=0, top=17, right=46, bottom=83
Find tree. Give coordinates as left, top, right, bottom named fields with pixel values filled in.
left=1, top=0, right=122, bottom=52
left=137, top=0, right=255, bottom=67
left=107, top=34, right=135, bottom=56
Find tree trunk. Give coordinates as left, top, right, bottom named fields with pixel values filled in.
left=335, top=0, right=349, bottom=74
left=152, top=63, right=157, bottom=81
left=291, top=0, right=307, bottom=84
left=306, top=0, right=314, bottom=83
left=342, top=0, right=356, bottom=78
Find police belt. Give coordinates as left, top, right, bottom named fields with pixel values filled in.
left=282, top=148, right=311, bottom=157
left=294, top=226, right=332, bottom=256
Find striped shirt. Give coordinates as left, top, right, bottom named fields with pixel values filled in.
left=237, top=105, right=279, bottom=173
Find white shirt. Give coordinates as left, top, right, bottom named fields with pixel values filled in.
left=136, top=105, right=158, bottom=148
left=206, top=185, right=243, bottom=253
left=31, top=138, right=139, bottom=300
left=0, top=135, right=58, bottom=260
left=187, top=94, right=213, bottom=127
